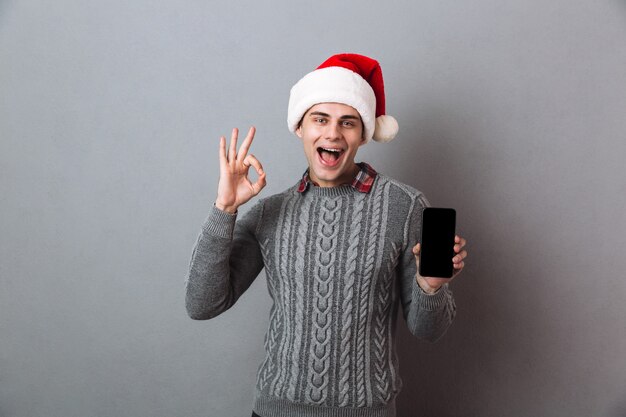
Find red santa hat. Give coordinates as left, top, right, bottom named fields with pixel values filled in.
left=288, top=53, right=399, bottom=143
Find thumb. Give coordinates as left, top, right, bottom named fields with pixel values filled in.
left=412, top=243, right=421, bottom=268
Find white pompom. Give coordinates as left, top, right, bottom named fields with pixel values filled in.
left=373, top=115, right=399, bottom=143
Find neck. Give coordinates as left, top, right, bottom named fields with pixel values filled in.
left=310, top=163, right=360, bottom=188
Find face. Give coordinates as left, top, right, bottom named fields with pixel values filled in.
left=296, top=102, right=366, bottom=188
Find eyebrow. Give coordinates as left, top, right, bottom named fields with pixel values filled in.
left=308, top=111, right=360, bottom=120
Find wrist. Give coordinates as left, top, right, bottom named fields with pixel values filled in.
left=214, top=201, right=238, bottom=214
left=415, top=274, right=442, bottom=295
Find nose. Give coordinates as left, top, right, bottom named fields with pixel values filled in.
left=324, top=121, right=342, bottom=140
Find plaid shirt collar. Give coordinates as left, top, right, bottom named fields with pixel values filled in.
left=297, top=162, right=378, bottom=194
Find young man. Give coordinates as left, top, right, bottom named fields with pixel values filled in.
left=185, top=53, right=468, bottom=417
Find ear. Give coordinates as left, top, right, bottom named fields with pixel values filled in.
left=358, top=133, right=366, bottom=147
left=295, top=125, right=303, bottom=139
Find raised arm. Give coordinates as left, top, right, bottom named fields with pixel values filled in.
left=185, top=127, right=267, bottom=320
left=398, top=196, right=466, bottom=342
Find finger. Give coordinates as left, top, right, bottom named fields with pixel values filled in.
left=451, top=261, right=464, bottom=278
left=237, top=126, right=256, bottom=163
left=251, top=173, right=267, bottom=195
left=229, top=128, right=239, bottom=163
left=219, top=136, right=227, bottom=165
left=412, top=242, right=420, bottom=255
left=452, top=250, right=467, bottom=263
left=244, top=153, right=264, bottom=173
left=244, top=154, right=266, bottom=195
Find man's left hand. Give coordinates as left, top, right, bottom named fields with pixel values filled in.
left=412, top=235, right=467, bottom=294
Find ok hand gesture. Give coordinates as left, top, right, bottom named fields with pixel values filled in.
left=215, top=127, right=267, bottom=214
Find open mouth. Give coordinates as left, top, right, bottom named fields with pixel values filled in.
left=317, top=147, right=345, bottom=166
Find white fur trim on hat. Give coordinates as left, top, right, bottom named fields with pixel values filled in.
left=288, top=66, right=377, bottom=142
left=373, top=115, right=399, bottom=143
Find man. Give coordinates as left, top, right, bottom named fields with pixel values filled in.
left=185, top=53, right=468, bottom=417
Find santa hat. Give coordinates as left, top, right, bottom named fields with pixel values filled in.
left=288, top=53, right=399, bottom=143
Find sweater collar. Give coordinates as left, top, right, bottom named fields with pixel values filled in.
left=297, top=162, right=377, bottom=194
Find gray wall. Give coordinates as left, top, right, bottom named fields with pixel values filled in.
left=1, top=1, right=625, bottom=416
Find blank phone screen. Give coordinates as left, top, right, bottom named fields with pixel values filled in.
left=419, top=208, right=456, bottom=278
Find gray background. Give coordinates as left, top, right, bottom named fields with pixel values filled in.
left=1, top=0, right=625, bottom=416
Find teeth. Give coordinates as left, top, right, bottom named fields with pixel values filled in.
left=321, top=148, right=342, bottom=153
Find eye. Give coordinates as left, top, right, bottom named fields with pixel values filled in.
left=342, top=120, right=355, bottom=127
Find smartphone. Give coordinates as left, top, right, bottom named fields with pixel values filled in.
left=419, top=207, right=456, bottom=278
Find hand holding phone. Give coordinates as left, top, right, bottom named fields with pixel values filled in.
left=418, top=207, right=456, bottom=278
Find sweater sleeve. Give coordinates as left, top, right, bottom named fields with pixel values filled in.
left=184, top=201, right=265, bottom=320
left=397, top=193, right=457, bottom=342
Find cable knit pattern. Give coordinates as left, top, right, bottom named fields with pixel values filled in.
left=286, top=197, right=312, bottom=401
left=337, top=194, right=365, bottom=406
left=185, top=173, right=457, bottom=417
left=258, top=239, right=279, bottom=391
left=355, top=180, right=384, bottom=407
left=269, top=193, right=297, bottom=396
left=306, top=198, right=342, bottom=404
left=373, top=243, right=398, bottom=402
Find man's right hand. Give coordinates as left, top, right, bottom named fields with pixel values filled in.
left=215, top=126, right=267, bottom=214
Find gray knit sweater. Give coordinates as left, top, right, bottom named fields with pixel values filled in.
left=185, top=172, right=456, bottom=417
